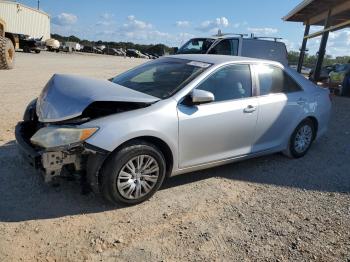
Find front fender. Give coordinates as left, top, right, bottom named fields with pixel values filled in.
left=83, top=99, right=179, bottom=167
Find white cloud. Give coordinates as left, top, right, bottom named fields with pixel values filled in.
left=91, top=15, right=181, bottom=45
left=283, top=39, right=297, bottom=51
left=196, top=17, right=229, bottom=32
left=123, top=15, right=152, bottom=30
left=51, top=13, right=193, bottom=46
left=285, top=29, right=350, bottom=57
left=327, top=29, right=350, bottom=56
left=52, top=13, right=77, bottom=26
left=100, top=13, right=114, bottom=20
left=176, top=21, right=190, bottom=27
left=247, top=27, right=278, bottom=35
left=96, top=21, right=113, bottom=26
left=96, top=13, right=115, bottom=27
left=232, top=23, right=241, bottom=28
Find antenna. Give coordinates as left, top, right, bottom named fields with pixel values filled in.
left=37, top=0, right=40, bottom=10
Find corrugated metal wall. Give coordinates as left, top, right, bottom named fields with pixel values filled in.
left=0, top=1, right=50, bottom=40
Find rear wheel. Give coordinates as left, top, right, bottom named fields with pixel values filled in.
left=100, top=141, right=166, bottom=205
left=284, top=119, right=315, bottom=158
left=0, top=36, right=15, bottom=69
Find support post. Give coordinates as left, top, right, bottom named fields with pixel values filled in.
left=297, top=24, right=310, bottom=73
left=312, top=9, right=332, bottom=82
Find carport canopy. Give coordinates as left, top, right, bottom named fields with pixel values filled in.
left=283, top=0, right=350, bottom=80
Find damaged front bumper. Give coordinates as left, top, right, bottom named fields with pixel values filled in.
left=15, top=121, right=108, bottom=192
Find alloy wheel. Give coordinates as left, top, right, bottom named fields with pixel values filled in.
left=117, top=155, right=160, bottom=200
left=294, top=124, right=313, bottom=154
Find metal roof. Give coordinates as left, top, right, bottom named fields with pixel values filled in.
left=0, top=0, right=49, bottom=17
left=283, top=0, right=350, bottom=26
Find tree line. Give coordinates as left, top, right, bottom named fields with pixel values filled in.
left=288, top=51, right=350, bottom=68
left=51, top=34, right=176, bottom=55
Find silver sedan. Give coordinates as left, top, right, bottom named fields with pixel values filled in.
left=16, top=54, right=331, bottom=205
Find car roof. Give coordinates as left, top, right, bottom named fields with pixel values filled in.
left=191, top=36, right=285, bottom=43
left=167, top=54, right=283, bottom=67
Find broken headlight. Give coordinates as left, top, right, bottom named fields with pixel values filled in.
left=30, top=126, right=98, bottom=148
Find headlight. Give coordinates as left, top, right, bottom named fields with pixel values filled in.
left=30, top=126, right=98, bottom=148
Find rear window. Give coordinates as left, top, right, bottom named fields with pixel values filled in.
left=256, top=64, right=302, bottom=95
left=241, top=39, right=287, bottom=65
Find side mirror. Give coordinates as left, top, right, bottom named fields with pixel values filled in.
left=191, top=89, right=214, bottom=104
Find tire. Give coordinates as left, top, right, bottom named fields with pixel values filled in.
left=284, top=119, right=315, bottom=158
left=35, top=50, right=40, bottom=54
left=0, top=36, right=15, bottom=69
left=100, top=140, right=166, bottom=205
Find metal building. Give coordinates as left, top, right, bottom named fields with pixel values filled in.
left=0, top=0, right=50, bottom=40
left=283, top=0, right=350, bottom=81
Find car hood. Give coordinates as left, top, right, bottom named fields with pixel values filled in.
left=36, top=74, right=160, bottom=122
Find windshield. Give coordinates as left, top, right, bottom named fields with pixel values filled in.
left=177, top=38, right=215, bottom=54
left=112, top=57, right=212, bottom=99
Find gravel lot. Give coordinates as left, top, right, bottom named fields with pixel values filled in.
left=0, top=52, right=349, bottom=262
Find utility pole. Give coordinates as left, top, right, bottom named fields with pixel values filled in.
left=37, top=0, right=40, bottom=10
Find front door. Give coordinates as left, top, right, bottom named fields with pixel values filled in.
left=177, top=64, right=258, bottom=168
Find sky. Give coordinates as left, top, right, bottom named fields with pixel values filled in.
left=19, top=0, right=350, bottom=57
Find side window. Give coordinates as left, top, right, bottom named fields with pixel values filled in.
left=196, top=64, right=252, bottom=102
left=256, top=65, right=301, bottom=95
left=283, top=72, right=303, bottom=93
left=209, top=39, right=239, bottom=56
left=184, top=40, right=205, bottom=53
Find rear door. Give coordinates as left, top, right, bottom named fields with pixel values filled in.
left=251, top=64, right=305, bottom=152
left=177, top=63, right=258, bottom=168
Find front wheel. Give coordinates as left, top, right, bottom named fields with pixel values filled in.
left=284, top=119, right=315, bottom=158
left=100, top=141, right=166, bottom=205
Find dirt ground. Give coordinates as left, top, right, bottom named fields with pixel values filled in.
left=0, top=52, right=349, bottom=262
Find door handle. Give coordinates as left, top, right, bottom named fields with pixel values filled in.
left=243, top=105, right=256, bottom=113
